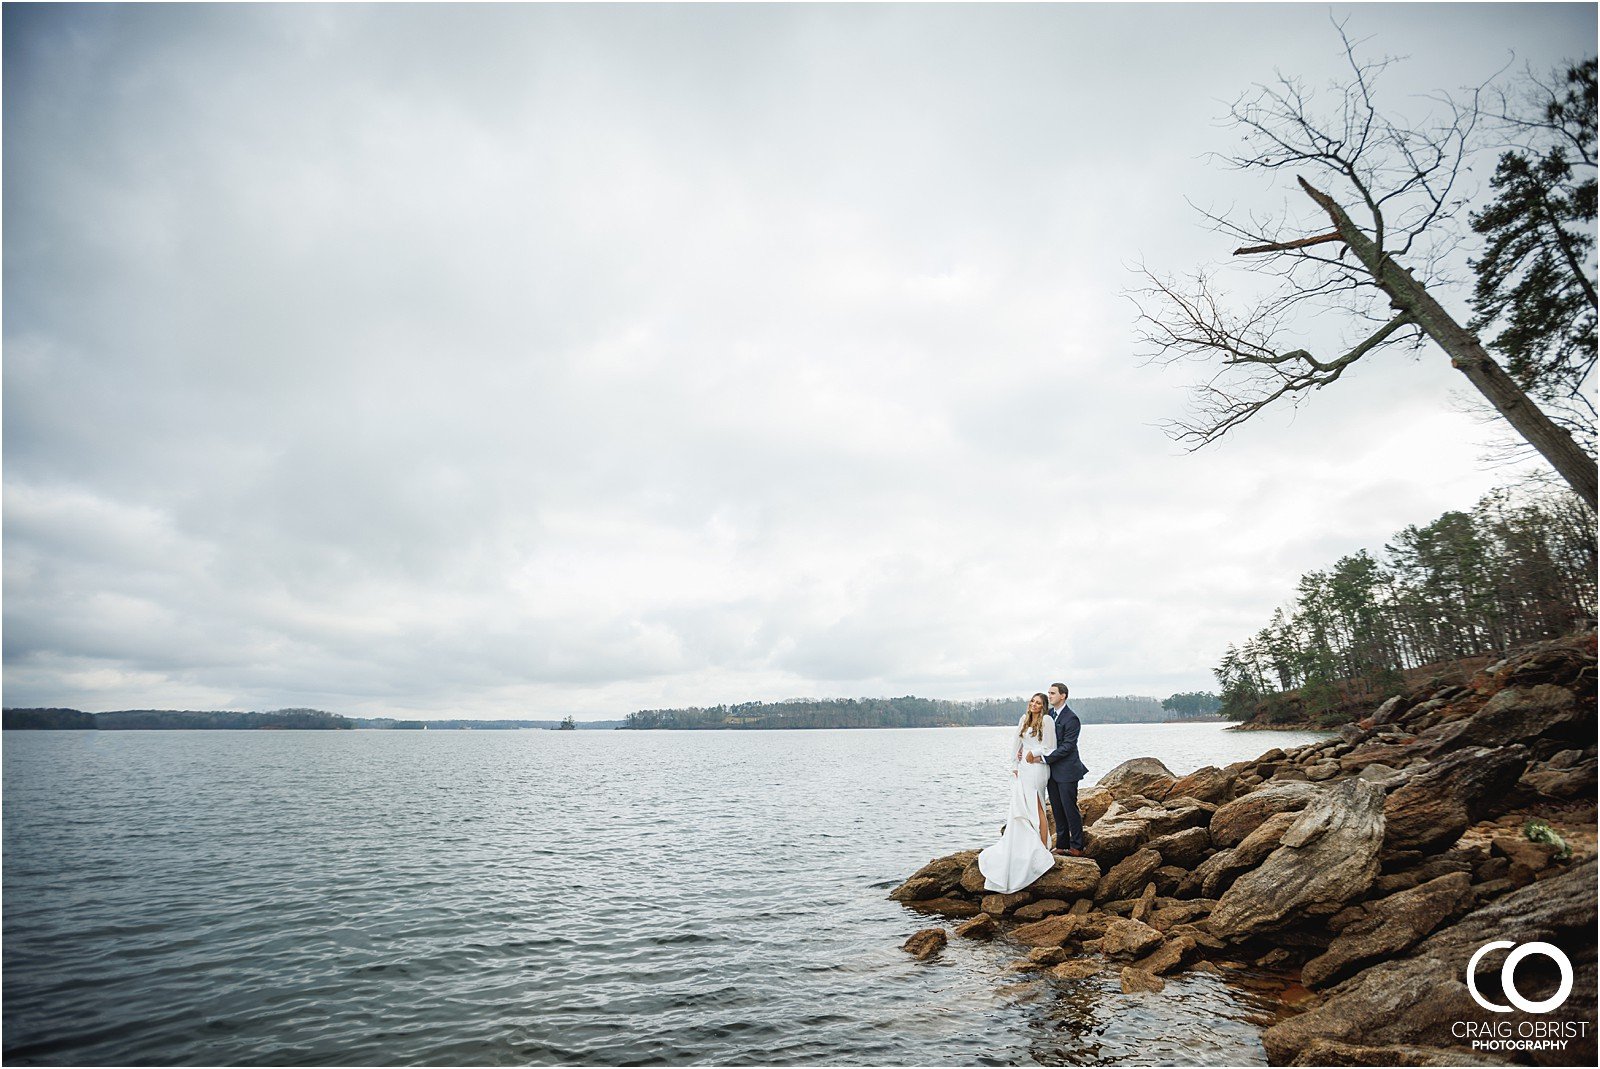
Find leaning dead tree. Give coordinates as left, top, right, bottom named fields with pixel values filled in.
left=1135, top=30, right=1598, bottom=509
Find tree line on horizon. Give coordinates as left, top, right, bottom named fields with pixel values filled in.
left=1215, top=485, right=1596, bottom=725
left=1, top=707, right=355, bottom=730
left=620, top=692, right=1220, bottom=731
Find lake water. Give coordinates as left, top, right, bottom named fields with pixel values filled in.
left=2, top=722, right=1328, bottom=1066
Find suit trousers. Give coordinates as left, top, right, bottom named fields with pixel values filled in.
left=1048, top=776, right=1084, bottom=851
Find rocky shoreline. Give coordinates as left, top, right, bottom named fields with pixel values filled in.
left=889, top=632, right=1597, bottom=1067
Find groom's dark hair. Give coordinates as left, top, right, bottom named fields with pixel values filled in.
left=1052, top=682, right=1069, bottom=698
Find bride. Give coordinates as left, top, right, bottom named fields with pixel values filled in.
left=977, top=693, right=1056, bottom=894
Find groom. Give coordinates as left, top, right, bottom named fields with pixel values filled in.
left=1043, top=681, right=1089, bottom=857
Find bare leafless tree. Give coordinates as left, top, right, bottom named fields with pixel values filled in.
left=1134, top=23, right=1598, bottom=509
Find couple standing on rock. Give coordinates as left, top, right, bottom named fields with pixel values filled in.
left=977, top=682, right=1090, bottom=894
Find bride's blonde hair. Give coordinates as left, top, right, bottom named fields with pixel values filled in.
left=1022, top=693, right=1048, bottom=740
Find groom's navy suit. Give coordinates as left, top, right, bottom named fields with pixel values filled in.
left=1043, top=703, right=1089, bottom=852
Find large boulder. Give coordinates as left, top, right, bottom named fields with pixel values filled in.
left=1167, top=764, right=1237, bottom=804
left=1096, top=757, right=1178, bottom=801
left=1424, top=685, right=1590, bottom=753
left=1084, top=808, right=1152, bottom=864
left=1077, top=786, right=1115, bottom=828
left=1028, top=856, right=1101, bottom=898
left=1144, top=826, right=1212, bottom=868
left=1383, top=745, right=1529, bottom=853
left=1209, top=778, right=1385, bottom=940
left=1262, top=861, right=1597, bottom=1067
left=1209, top=781, right=1321, bottom=847
left=1131, top=933, right=1197, bottom=976
left=1144, top=799, right=1215, bottom=838
left=1196, top=809, right=1299, bottom=898
left=1099, top=917, right=1164, bottom=959
left=1013, top=913, right=1083, bottom=948
left=1096, top=848, right=1162, bottom=903
left=1301, top=872, right=1475, bottom=988
left=890, top=850, right=979, bottom=901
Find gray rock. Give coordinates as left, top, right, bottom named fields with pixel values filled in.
left=1301, top=872, right=1475, bottom=988
left=1198, top=809, right=1299, bottom=897
left=1209, top=781, right=1321, bottom=847
left=1425, top=684, right=1589, bottom=754
left=1210, top=779, right=1385, bottom=940
left=1263, top=861, right=1597, bottom=1067
left=1383, top=745, right=1529, bottom=853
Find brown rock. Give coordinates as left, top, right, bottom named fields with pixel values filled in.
left=1027, top=946, right=1070, bottom=965
left=1492, top=834, right=1561, bottom=885
left=1131, top=934, right=1196, bottom=975
left=980, top=891, right=1032, bottom=916
left=1051, top=959, right=1103, bottom=981
left=1210, top=779, right=1385, bottom=940
left=890, top=850, right=980, bottom=901
left=1144, top=826, right=1212, bottom=867
left=1151, top=865, right=1187, bottom=897
left=1077, top=786, right=1115, bottom=828
left=1167, top=922, right=1226, bottom=950
left=1028, top=856, right=1102, bottom=899
left=1096, top=848, right=1162, bottom=903
left=1100, top=917, right=1164, bottom=959
left=905, top=896, right=982, bottom=918
left=1262, top=860, right=1597, bottom=1066
left=1197, top=809, right=1299, bottom=897
left=901, top=928, right=948, bottom=959
left=1096, top=757, right=1178, bottom=801
left=1168, top=764, right=1236, bottom=804
left=1148, top=899, right=1218, bottom=930
left=1014, top=898, right=1070, bottom=921
left=1383, top=745, right=1529, bottom=853
left=954, top=913, right=997, bottom=940
left=958, top=859, right=987, bottom=895
left=1209, top=781, right=1321, bottom=848
left=1120, top=966, right=1166, bottom=993
left=1519, top=759, right=1598, bottom=801
left=1301, top=872, right=1475, bottom=988
left=1130, top=882, right=1158, bottom=924
left=1083, top=814, right=1149, bottom=864
left=1013, top=913, right=1082, bottom=948
left=1146, top=799, right=1217, bottom=837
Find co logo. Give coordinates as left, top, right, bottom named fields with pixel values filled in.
left=1467, top=941, right=1573, bottom=1013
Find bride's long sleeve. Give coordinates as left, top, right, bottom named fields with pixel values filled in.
left=1008, top=715, right=1025, bottom=771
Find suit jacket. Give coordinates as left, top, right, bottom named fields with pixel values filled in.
left=1044, top=704, right=1089, bottom=781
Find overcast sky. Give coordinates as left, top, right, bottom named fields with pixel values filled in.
left=4, top=3, right=1594, bottom=720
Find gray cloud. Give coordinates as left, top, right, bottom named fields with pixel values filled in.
left=5, top=3, right=1592, bottom=717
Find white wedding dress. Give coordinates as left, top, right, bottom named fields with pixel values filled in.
left=977, top=714, right=1057, bottom=894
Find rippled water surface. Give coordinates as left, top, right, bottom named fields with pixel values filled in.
left=3, top=723, right=1328, bottom=1066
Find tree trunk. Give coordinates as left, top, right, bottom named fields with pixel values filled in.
left=1298, top=178, right=1598, bottom=510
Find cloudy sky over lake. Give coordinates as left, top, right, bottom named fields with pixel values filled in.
left=4, top=2, right=1593, bottom=719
